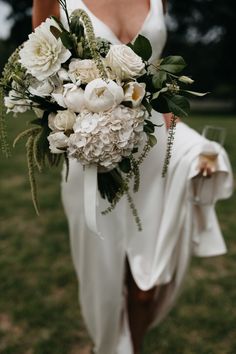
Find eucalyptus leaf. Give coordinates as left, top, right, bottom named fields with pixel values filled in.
left=132, top=35, right=152, bottom=61
left=164, top=94, right=190, bottom=118
left=160, top=56, right=186, bottom=73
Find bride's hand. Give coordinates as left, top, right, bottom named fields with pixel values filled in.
left=197, top=154, right=218, bottom=178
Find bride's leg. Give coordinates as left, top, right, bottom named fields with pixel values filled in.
left=126, top=260, right=173, bottom=354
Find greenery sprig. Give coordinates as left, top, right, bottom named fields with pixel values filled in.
left=162, top=114, right=178, bottom=177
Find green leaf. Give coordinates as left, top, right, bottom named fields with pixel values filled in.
left=152, top=71, right=167, bottom=89
left=164, top=94, right=190, bottom=118
left=30, top=118, right=43, bottom=126
left=144, top=124, right=155, bottom=134
left=51, top=16, right=68, bottom=32
left=132, top=35, right=152, bottom=61
left=183, top=90, right=210, bottom=97
left=50, top=26, right=62, bottom=39
left=60, top=32, right=74, bottom=50
left=142, top=98, right=152, bottom=115
left=119, top=157, right=131, bottom=173
left=159, top=56, right=186, bottom=73
left=151, top=95, right=170, bottom=113
left=148, top=135, right=157, bottom=147
left=152, top=87, right=168, bottom=100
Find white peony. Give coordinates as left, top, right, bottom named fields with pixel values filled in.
left=123, top=82, right=146, bottom=107
left=68, top=105, right=146, bottom=168
left=52, top=84, right=85, bottom=112
left=63, top=85, right=85, bottom=112
left=69, top=59, right=100, bottom=84
left=84, top=78, right=124, bottom=113
left=49, top=110, right=76, bottom=131
left=47, top=131, right=69, bottom=154
left=106, top=45, right=145, bottom=80
left=19, top=19, right=71, bottom=81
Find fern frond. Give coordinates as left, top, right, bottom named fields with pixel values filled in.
left=26, top=135, right=40, bottom=215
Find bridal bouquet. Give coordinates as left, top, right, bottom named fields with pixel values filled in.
left=0, top=0, right=205, bottom=231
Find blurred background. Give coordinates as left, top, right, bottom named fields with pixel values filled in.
left=0, top=1, right=235, bottom=353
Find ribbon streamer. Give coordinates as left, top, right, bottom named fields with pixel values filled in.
left=84, top=165, right=101, bottom=237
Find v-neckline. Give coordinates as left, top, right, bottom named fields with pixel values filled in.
left=80, top=0, right=152, bottom=44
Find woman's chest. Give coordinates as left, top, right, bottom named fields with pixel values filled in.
left=80, top=0, right=150, bottom=44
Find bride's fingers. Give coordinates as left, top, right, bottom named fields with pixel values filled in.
left=198, top=162, right=213, bottom=178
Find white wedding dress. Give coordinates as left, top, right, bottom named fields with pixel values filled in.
left=60, top=1, right=233, bottom=353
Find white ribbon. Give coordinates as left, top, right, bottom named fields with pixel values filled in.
left=84, top=165, right=102, bottom=237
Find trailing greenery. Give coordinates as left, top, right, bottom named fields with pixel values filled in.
left=162, top=115, right=178, bottom=177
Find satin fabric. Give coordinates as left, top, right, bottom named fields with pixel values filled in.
left=60, top=1, right=233, bottom=353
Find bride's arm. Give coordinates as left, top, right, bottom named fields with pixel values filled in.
left=32, top=0, right=60, bottom=29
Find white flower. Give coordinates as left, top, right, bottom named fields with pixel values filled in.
left=84, top=78, right=124, bottom=113
left=49, top=110, right=76, bottom=131
left=68, top=105, right=146, bottom=168
left=57, top=68, right=70, bottom=82
left=69, top=59, right=100, bottom=84
left=4, top=89, right=29, bottom=115
left=47, top=131, right=69, bottom=154
left=178, top=76, right=194, bottom=84
left=106, top=45, right=145, bottom=80
left=19, top=18, right=71, bottom=81
left=28, top=78, right=54, bottom=97
left=63, top=85, right=85, bottom=112
left=123, top=82, right=146, bottom=107
left=52, top=84, right=85, bottom=112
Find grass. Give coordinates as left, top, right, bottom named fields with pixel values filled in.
left=0, top=112, right=235, bottom=354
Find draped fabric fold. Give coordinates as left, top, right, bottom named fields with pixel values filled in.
left=84, top=165, right=100, bottom=236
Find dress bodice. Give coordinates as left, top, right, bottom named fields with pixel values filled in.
left=60, top=0, right=167, bottom=62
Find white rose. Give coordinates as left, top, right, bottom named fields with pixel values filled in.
left=123, top=82, right=146, bottom=107
left=19, top=18, right=71, bottom=81
left=49, top=110, right=76, bottom=131
left=63, top=85, right=85, bottom=112
left=106, top=45, right=145, bottom=80
left=48, top=131, right=69, bottom=154
left=69, top=59, right=100, bottom=84
left=84, top=78, right=124, bottom=113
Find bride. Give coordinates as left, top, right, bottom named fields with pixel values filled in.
left=32, top=1, right=233, bottom=353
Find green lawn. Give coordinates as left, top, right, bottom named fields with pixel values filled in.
left=0, top=113, right=235, bottom=354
